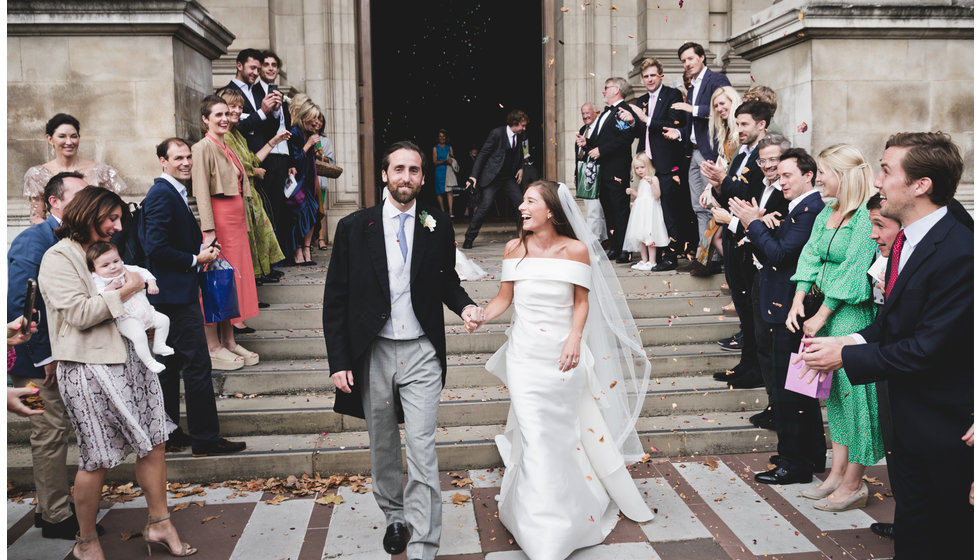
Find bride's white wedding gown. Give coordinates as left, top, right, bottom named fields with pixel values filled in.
left=486, top=258, right=653, bottom=560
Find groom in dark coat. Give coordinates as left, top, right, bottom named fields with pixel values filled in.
left=323, top=141, right=480, bottom=559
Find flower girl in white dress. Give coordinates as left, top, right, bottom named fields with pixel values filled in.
left=623, top=154, right=669, bottom=271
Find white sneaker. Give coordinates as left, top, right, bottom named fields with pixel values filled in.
left=632, top=261, right=654, bottom=271
left=630, top=261, right=648, bottom=270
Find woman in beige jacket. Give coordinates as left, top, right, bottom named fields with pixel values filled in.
left=191, top=95, right=260, bottom=371
left=38, top=187, right=196, bottom=559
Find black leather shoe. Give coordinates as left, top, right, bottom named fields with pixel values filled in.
left=258, top=301, right=271, bottom=309
left=462, top=240, right=474, bottom=249
left=717, top=331, right=742, bottom=347
left=37, top=512, right=105, bottom=540
left=870, top=522, right=895, bottom=539
left=383, top=522, right=410, bottom=554
left=676, top=260, right=699, bottom=272
left=719, top=337, right=744, bottom=351
left=749, top=406, right=773, bottom=428
left=754, top=466, right=812, bottom=485
left=728, top=372, right=765, bottom=389
left=769, top=454, right=827, bottom=473
left=166, top=429, right=191, bottom=452
left=233, top=325, right=256, bottom=335
left=651, top=261, right=678, bottom=271
left=713, top=369, right=739, bottom=381
left=606, top=249, right=617, bottom=259
left=615, top=252, right=631, bottom=263
left=690, top=261, right=723, bottom=277
left=192, top=437, right=246, bottom=457
left=261, top=274, right=281, bottom=284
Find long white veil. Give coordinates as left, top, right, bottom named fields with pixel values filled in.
left=557, top=183, right=651, bottom=462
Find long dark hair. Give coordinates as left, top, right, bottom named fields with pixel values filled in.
left=518, top=180, right=577, bottom=262
left=55, top=186, right=124, bottom=244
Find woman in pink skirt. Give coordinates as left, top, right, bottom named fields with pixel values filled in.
left=191, top=95, right=260, bottom=371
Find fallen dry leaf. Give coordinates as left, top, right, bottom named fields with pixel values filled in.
left=451, top=493, right=471, bottom=505
left=316, top=494, right=344, bottom=505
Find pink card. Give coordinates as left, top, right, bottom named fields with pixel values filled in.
left=785, top=345, right=833, bottom=399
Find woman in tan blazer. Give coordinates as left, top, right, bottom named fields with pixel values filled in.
left=38, top=187, right=196, bottom=559
left=191, top=95, right=260, bottom=371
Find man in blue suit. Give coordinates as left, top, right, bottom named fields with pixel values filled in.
left=672, top=42, right=731, bottom=248
left=730, top=148, right=827, bottom=485
left=8, top=172, right=97, bottom=539
left=802, top=132, right=973, bottom=558
left=139, top=138, right=246, bottom=457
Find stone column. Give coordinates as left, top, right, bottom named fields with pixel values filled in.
left=729, top=0, right=974, bottom=196
left=7, top=0, right=233, bottom=213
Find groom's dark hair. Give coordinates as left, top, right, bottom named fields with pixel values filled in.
left=381, top=140, right=427, bottom=171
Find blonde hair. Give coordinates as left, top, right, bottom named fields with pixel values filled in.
left=817, top=143, right=874, bottom=218
left=289, top=93, right=324, bottom=128
left=631, top=153, right=656, bottom=183
left=708, top=86, right=741, bottom=164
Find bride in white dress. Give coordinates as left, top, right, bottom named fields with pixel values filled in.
left=467, top=181, right=654, bottom=560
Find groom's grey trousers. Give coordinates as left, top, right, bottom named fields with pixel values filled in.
left=363, top=335, right=443, bottom=560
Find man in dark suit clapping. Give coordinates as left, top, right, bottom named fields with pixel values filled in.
left=590, top=77, right=637, bottom=263
left=802, top=132, right=973, bottom=558
left=324, top=141, right=480, bottom=558
left=139, top=138, right=246, bottom=457
left=730, top=148, right=827, bottom=485
left=463, top=110, right=528, bottom=248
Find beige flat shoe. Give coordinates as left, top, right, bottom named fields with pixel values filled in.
left=800, top=480, right=840, bottom=500
left=813, top=484, right=869, bottom=511
left=230, top=344, right=259, bottom=366
left=210, top=348, right=244, bottom=371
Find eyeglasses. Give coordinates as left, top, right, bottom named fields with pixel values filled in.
left=756, top=157, right=781, bottom=167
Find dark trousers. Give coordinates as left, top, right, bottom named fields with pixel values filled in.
left=156, top=302, right=220, bottom=443
left=752, top=273, right=773, bottom=403
left=769, top=323, right=826, bottom=470
left=260, top=154, right=292, bottom=248
left=889, top=444, right=972, bottom=558
left=599, top=178, right=630, bottom=254
left=655, top=172, right=680, bottom=262
left=464, top=175, right=522, bottom=243
left=723, top=235, right=759, bottom=373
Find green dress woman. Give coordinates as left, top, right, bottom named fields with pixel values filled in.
left=788, top=144, right=883, bottom=513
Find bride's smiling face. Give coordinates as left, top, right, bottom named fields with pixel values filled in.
left=518, top=186, right=551, bottom=232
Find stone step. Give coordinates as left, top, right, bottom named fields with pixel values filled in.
left=192, top=341, right=739, bottom=396
left=5, top=410, right=791, bottom=485
left=257, top=271, right=730, bottom=304
left=7, top=375, right=766, bottom=444
left=247, top=292, right=730, bottom=330
left=236, top=315, right=739, bottom=359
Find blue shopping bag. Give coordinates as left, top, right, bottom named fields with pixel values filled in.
left=200, top=254, right=240, bottom=323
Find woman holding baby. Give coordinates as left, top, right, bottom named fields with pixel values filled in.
left=38, top=186, right=196, bottom=559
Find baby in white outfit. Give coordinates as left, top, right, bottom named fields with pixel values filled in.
left=87, top=242, right=174, bottom=373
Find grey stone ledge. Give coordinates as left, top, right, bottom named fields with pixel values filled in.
left=7, top=0, right=234, bottom=60
left=730, top=1, right=974, bottom=60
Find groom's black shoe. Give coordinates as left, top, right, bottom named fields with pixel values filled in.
left=383, top=522, right=410, bottom=554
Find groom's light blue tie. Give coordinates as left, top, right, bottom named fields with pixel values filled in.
left=396, top=213, right=410, bottom=262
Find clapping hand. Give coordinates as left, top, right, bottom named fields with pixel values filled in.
left=462, top=306, right=486, bottom=334
left=729, top=197, right=765, bottom=229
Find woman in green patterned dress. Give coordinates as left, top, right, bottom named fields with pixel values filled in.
left=218, top=89, right=288, bottom=281
left=786, top=144, right=883, bottom=512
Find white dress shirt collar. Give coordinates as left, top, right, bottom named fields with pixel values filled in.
left=788, top=188, right=820, bottom=214
left=160, top=173, right=190, bottom=208
left=383, top=196, right=417, bottom=221
left=900, top=205, right=948, bottom=255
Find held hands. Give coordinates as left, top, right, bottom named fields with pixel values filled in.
left=729, top=197, right=764, bottom=229
left=662, top=127, right=681, bottom=141
left=462, top=306, right=486, bottom=334
left=711, top=206, right=732, bottom=225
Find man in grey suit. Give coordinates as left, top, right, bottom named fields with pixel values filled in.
left=462, top=109, right=528, bottom=248
left=324, top=141, right=481, bottom=558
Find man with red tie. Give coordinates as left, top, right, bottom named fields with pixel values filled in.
left=801, top=132, right=973, bottom=559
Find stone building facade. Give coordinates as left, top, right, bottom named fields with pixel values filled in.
left=6, top=0, right=973, bottom=240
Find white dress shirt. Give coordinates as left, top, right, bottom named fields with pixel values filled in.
left=850, top=205, right=948, bottom=345
left=379, top=197, right=424, bottom=340
left=505, top=126, right=518, bottom=149
left=595, top=100, right=623, bottom=136
left=688, top=67, right=708, bottom=145
left=159, top=173, right=200, bottom=268
left=727, top=145, right=757, bottom=234
left=231, top=78, right=266, bottom=121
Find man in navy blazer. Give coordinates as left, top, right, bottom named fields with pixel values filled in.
left=731, top=148, right=827, bottom=485
left=802, top=132, right=973, bottom=558
left=672, top=42, right=731, bottom=243
left=7, top=172, right=91, bottom=539
left=463, top=110, right=528, bottom=248
left=220, top=48, right=282, bottom=154
left=628, top=57, right=687, bottom=269
left=139, top=138, right=246, bottom=457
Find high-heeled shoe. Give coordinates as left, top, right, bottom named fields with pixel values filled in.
left=144, top=513, right=197, bottom=557
left=813, top=484, right=869, bottom=511
left=301, top=246, right=317, bottom=266
left=71, top=532, right=99, bottom=560
left=799, top=480, right=840, bottom=499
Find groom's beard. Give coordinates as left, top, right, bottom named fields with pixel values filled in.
left=388, top=183, right=418, bottom=204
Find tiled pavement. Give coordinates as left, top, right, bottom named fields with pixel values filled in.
left=7, top=452, right=896, bottom=560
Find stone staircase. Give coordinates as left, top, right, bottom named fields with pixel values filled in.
left=6, top=220, right=786, bottom=486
